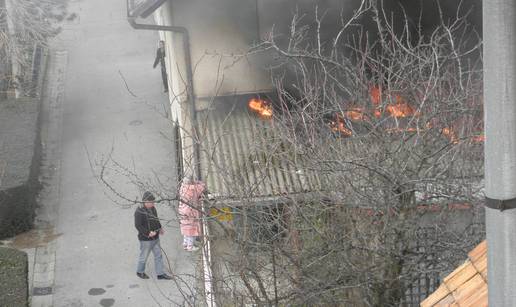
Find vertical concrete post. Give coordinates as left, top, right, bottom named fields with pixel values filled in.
left=484, top=0, right=516, bottom=305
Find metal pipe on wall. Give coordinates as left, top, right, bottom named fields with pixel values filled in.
left=484, top=0, right=516, bottom=305
left=126, top=17, right=201, bottom=182
left=127, top=3, right=212, bottom=306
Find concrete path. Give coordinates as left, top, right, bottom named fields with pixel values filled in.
left=7, top=1, right=200, bottom=306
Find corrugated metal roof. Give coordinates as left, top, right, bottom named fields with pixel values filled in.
left=196, top=95, right=319, bottom=200
left=421, top=240, right=487, bottom=307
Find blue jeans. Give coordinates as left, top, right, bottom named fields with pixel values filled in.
left=136, top=239, right=164, bottom=275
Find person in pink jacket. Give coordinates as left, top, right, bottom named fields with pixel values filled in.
left=178, top=179, right=205, bottom=251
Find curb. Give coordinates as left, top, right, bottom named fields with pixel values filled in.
left=29, top=50, right=68, bottom=307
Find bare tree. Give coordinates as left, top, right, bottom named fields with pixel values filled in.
left=96, top=1, right=484, bottom=306
left=0, top=0, right=66, bottom=98
left=197, top=1, right=484, bottom=306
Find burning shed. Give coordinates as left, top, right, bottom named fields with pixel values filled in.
left=196, top=94, right=319, bottom=202
left=137, top=0, right=484, bottom=305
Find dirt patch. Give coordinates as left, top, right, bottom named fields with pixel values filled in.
left=5, top=225, right=61, bottom=249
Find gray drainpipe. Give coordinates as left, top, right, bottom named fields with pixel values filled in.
left=127, top=11, right=215, bottom=307
left=127, top=15, right=201, bottom=182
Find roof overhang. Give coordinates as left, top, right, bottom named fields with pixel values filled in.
left=127, top=0, right=167, bottom=18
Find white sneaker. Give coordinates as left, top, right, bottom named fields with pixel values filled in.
left=186, top=246, right=199, bottom=252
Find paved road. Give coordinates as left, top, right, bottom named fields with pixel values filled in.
left=19, top=0, right=199, bottom=306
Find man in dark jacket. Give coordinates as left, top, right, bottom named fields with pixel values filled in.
left=153, top=40, right=168, bottom=93
left=134, top=191, right=172, bottom=280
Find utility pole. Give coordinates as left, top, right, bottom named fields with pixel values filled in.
left=484, top=0, right=516, bottom=305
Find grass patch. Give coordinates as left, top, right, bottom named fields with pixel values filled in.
left=0, top=247, right=28, bottom=307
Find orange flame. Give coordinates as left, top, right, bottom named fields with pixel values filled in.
left=365, top=85, right=483, bottom=144
left=442, top=127, right=459, bottom=144
left=330, top=114, right=352, bottom=136
left=248, top=98, right=273, bottom=119
left=385, top=95, right=416, bottom=118
left=370, top=85, right=381, bottom=106
left=369, top=86, right=416, bottom=118
left=345, top=107, right=366, bottom=121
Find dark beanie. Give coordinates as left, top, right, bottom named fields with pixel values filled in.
left=142, top=191, right=155, bottom=201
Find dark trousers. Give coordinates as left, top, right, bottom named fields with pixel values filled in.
left=161, top=66, right=168, bottom=91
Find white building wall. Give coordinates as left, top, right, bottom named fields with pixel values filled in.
left=154, top=3, right=198, bottom=179
left=167, top=0, right=273, bottom=99
left=154, top=2, right=187, bottom=122
left=153, top=0, right=366, bottom=179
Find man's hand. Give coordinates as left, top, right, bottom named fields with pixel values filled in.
left=149, top=231, right=157, bottom=237
left=159, top=228, right=164, bottom=235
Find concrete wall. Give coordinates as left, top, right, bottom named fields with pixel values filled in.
left=165, top=0, right=272, bottom=99
left=159, top=0, right=481, bottom=103
left=154, top=0, right=482, bottom=180
left=154, top=1, right=184, bottom=121
left=164, top=0, right=369, bottom=99
left=154, top=0, right=366, bottom=180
